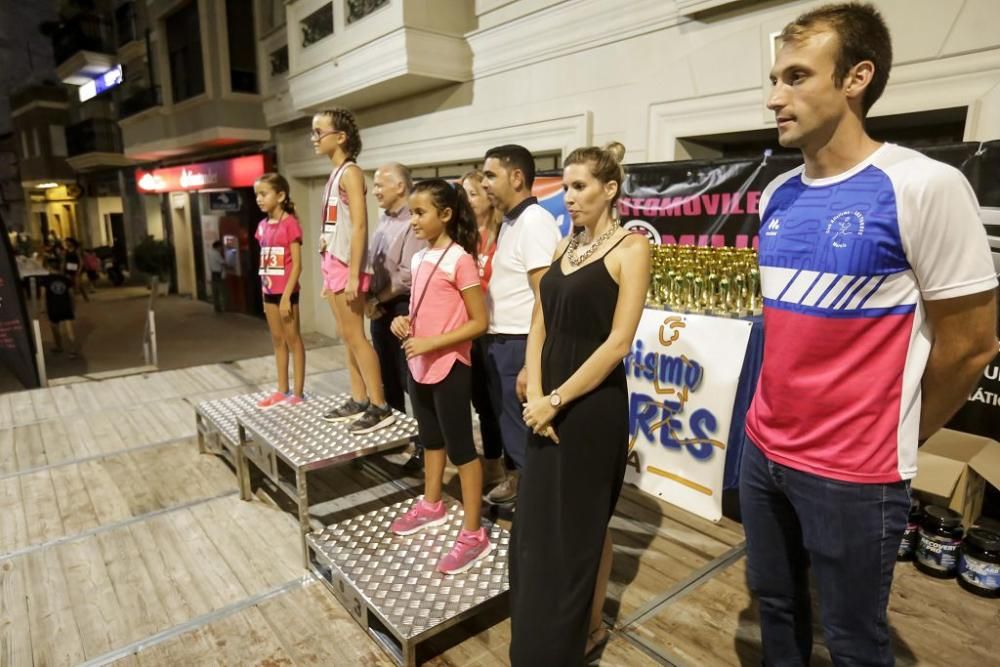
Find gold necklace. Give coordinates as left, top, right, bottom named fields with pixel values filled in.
left=567, top=222, right=619, bottom=267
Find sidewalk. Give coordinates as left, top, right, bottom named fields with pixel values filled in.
left=1, top=285, right=335, bottom=393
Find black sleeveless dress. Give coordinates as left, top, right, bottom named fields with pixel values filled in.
left=509, top=235, right=630, bottom=665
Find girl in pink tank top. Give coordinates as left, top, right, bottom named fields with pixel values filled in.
left=253, top=172, right=306, bottom=409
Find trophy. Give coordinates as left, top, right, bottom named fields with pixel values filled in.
left=646, top=243, right=761, bottom=318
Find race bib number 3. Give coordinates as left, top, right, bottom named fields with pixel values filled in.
left=324, top=195, right=338, bottom=234
left=259, top=246, right=286, bottom=276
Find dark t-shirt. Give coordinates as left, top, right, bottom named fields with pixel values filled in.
left=45, top=274, right=74, bottom=322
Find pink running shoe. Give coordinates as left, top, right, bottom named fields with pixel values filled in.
left=437, top=527, right=494, bottom=575
left=256, top=391, right=287, bottom=410
left=390, top=498, right=447, bottom=536
left=284, top=394, right=305, bottom=407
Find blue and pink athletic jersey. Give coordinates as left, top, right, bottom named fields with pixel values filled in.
left=746, top=143, right=997, bottom=484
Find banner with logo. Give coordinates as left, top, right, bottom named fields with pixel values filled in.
left=0, top=211, right=40, bottom=389
left=624, top=309, right=753, bottom=521
left=533, top=140, right=999, bottom=249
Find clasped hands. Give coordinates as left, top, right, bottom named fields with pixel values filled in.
left=390, top=316, right=435, bottom=359
left=521, top=382, right=560, bottom=444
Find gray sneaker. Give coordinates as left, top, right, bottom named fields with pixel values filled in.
left=348, top=403, right=396, bottom=435
left=322, top=398, right=369, bottom=423
left=485, top=470, right=519, bottom=504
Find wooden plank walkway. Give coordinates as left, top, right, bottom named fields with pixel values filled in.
left=1, top=346, right=997, bottom=666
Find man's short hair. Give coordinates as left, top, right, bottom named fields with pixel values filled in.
left=780, top=2, right=892, bottom=115
left=484, top=144, right=536, bottom=189
left=380, top=162, right=412, bottom=193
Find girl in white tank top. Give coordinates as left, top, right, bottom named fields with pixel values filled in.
left=311, top=108, right=395, bottom=434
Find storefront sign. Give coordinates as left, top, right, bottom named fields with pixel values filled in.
left=136, top=155, right=265, bottom=193
left=624, top=310, right=752, bottom=521
left=79, top=65, right=123, bottom=102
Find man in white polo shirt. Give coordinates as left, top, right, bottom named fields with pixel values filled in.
left=481, top=144, right=561, bottom=504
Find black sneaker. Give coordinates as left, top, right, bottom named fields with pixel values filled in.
left=322, top=398, right=369, bottom=423
left=348, top=403, right=396, bottom=435
left=402, top=447, right=424, bottom=473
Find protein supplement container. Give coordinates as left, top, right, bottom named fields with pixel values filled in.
left=897, top=497, right=922, bottom=561
left=957, top=527, right=1000, bottom=598
left=914, top=506, right=963, bottom=578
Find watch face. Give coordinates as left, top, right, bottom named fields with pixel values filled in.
left=550, top=393, right=561, bottom=407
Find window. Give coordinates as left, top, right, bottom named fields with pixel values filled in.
left=301, top=3, right=333, bottom=48
left=166, top=2, right=205, bottom=103
left=20, top=132, right=30, bottom=159
left=115, top=1, right=138, bottom=47
left=270, top=45, right=289, bottom=76
left=226, top=0, right=258, bottom=93
left=49, top=126, right=68, bottom=157
left=32, top=128, right=41, bottom=157
left=260, top=0, right=285, bottom=34
left=346, top=0, right=388, bottom=24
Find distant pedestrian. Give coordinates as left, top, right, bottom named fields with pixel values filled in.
left=44, top=258, right=79, bottom=359
left=208, top=240, right=228, bottom=313
left=63, top=238, right=89, bottom=302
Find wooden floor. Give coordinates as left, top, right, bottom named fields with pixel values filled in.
left=1, top=346, right=997, bottom=666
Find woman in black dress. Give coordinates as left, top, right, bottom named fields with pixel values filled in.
left=510, top=142, right=650, bottom=664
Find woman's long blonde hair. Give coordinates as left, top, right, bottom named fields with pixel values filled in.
left=461, top=170, right=502, bottom=246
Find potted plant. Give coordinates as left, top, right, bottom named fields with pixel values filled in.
left=133, top=236, right=173, bottom=294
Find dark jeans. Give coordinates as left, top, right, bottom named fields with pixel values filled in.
left=211, top=272, right=226, bottom=313
left=485, top=334, right=529, bottom=469
left=739, top=439, right=910, bottom=667
left=370, top=295, right=410, bottom=414
left=471, top=336, right=504, bottom=463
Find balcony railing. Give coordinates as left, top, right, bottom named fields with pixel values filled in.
left=118, top=86, right=161, bottom=119
left=347, top=0, right=389, bottom=24
left=66, top=118, right=123, bottom=156
left=52, top=14, right=114, bottom=64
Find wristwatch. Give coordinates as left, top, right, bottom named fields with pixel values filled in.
left=549, top=391, right=563, bottom=409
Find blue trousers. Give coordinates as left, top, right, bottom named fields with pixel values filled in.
left=485, top=335, right=529, bottom=469
left=740, top=439, right=909, bottom=666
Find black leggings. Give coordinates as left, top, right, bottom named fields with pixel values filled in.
left=408, top=362, right=477, bottom=466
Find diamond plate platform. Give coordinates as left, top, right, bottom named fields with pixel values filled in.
left=235, top=393, right=419, bottom=565
left=194, top=391, right=269, bottom=455
left=307, top=497, right=510, bottom=667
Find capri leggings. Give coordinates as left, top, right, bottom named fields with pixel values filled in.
left=407, top=362, right=477, bottom=466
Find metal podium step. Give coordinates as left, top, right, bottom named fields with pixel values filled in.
left=194, top=391, right=269, bottom=461
left=307, top=497, right=510, bottom=667
left=236, top=394, right=420, bottom=564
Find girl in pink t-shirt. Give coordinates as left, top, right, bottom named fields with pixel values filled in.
left=388, top=179, right=492, bottom=575
left=253, top=172, right=306, bottom=408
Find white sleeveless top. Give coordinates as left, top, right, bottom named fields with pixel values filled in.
left=320, top=161, right=372, bottom=273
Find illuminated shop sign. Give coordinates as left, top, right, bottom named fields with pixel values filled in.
left=135, top=155, right=266, bottom=193
left=79, top=65, right=123, bottom=102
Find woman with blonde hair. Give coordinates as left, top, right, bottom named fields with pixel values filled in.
left=510, top=143, right=650, bottom=664
left=461, top=170, right=506, bottom=492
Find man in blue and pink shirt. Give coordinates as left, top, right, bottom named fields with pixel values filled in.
left=743, top=3, right=998, bottom=664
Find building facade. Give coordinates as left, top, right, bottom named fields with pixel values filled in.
left=118, top=0, right=272, bottom=313
left=255, top=0, right=1000, bottom=339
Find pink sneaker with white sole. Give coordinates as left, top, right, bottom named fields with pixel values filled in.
left=437, top=527, right=493, bottom=575
left=256, top=391, right=287, bottom=410
left=283, top=394, right=305, bottom=407
left=390, top=498, right=447, bottom=536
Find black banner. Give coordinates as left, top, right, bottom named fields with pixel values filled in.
left=0, top=211, right=40, bottom=389
left=618, top=154, right=801, bottom=248
left=612, top=140, right=999, bottom=251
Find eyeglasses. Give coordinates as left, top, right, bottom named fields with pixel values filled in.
left=310, top=129, right=341, bottom=141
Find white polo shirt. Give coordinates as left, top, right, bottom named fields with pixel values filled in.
left=488, top=197, right=561, bottom=334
